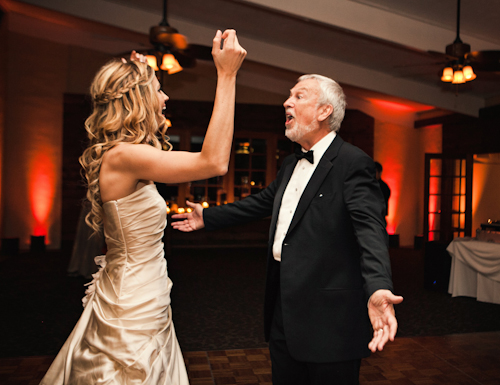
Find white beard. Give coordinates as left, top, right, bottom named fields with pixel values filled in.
left=285, top=115, right=316, bottom=143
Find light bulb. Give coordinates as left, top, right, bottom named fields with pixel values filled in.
left=146, top=55, right=159, bottom=71
left=462, top=65, right=476, bottom=81
left=441, top=67, right=453, bottom=82
left=160, top=54, right=183, bottom=74
left=160, top=53, right=176, bottom=70
left=452, top=70, right=466, bottom=84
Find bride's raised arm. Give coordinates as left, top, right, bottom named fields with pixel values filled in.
left=117, top=29, right=247, bottom=184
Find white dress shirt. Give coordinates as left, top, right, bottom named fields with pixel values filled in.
left=272, top=131, right=337, bottom=261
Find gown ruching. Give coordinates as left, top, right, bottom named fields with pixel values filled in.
left=40, top=184, right=189, bottom=385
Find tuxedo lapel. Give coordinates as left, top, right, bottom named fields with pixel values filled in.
left=286, top=136, right=344, bottom=236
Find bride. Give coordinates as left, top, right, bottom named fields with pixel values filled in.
left=40, top=29, right=246, bottom=384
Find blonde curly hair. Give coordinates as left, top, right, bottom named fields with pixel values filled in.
left=79, top=58, right=171, bottom=233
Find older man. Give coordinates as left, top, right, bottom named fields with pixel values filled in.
left=172, top=74, right=403, bottom=385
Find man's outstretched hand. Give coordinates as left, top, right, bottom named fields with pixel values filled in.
left=171, top=201, right=205, bottom=232
left=367, top=289, right=403, bottom=352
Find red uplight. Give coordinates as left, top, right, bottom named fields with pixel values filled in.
left=368, top=98, right=433, bottom=113
left=29, top=154, right=56, bottom=239
left=368, top=99, right=416, bottom=112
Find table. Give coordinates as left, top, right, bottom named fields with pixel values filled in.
left=447, top=237, right=500, bottom=305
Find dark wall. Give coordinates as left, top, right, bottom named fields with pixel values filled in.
left=442, top=105, right=500, bottom=155
left=62, top=94, right=91, bottom=242
left=341, top=109, right=374, bottom=158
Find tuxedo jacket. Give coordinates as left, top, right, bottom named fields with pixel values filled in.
left=204, top=136, right=393, bottom=363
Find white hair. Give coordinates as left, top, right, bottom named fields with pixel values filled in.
left=297, top=74, right=346, bottom=132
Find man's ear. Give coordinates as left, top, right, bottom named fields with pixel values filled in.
left=317, top=104, right=333, bottom=122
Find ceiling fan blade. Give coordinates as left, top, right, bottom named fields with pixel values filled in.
left=168, top=33, right=189, bottom=51
left=173, top=51, right=196, bottom=68
left=394, top=60, right=448, bottom=69
left=149, top=0, right=188, bottom=51
left=466, top=51, right=500, bottom=72
left=150, top=25, right=188, bottom=50
left=154, top=32, right=188, bottom=50
left=428, top=50, right=459, bottom=62
left=183, top=44, right=213, bottom=61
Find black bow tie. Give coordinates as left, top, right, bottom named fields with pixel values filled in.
left=295, top=147, right=314, bottom=164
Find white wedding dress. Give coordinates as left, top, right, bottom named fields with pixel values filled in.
left=41, top=184, right=189, bottom=384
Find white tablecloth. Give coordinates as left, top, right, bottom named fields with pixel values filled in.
left=447, top=237, right=500, bottom=304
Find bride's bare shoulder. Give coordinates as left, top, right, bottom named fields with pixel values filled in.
left=102, top=143, right=151, bottom=169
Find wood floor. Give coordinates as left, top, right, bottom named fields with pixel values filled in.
left=2, top=331, right=499, bottom=385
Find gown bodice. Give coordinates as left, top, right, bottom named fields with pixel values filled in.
left=101, top=184, right=169, bottom=302
left=40, top=184, right=189, bottom=385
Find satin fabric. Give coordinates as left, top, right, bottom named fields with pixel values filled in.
left=41, top=184, right=189, bottom=384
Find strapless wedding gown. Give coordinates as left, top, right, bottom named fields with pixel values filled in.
left=41, top=184, right=189, bottom=384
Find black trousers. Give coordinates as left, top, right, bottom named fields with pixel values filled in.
left=269, top=281, right=361, bottom=385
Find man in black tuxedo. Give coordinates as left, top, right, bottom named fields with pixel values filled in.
left=172, top=74, right=403, bottom=384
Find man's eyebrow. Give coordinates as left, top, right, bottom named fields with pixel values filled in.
left=289, top=87, right=309, bottom=94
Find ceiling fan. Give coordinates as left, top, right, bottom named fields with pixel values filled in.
left=135, top=0, right=212, bottom=74
left=429, top=0, right=500, bottom=84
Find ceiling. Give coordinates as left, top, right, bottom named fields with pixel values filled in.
left=5, top=0, right=500, bottom=117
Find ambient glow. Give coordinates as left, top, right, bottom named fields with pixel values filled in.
left=29, top=153, right=56, bottom=238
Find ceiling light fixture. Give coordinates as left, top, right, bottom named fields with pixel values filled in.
left=141, top=0, right=185, bottom=75
left=439, top=0, right=476, bottom=85
left=145, top=51, right=182, bottom=75
left=441, top=63, right=476, bottom=84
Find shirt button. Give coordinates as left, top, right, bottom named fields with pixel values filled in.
left=290, top=210, right=292, bottom=213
